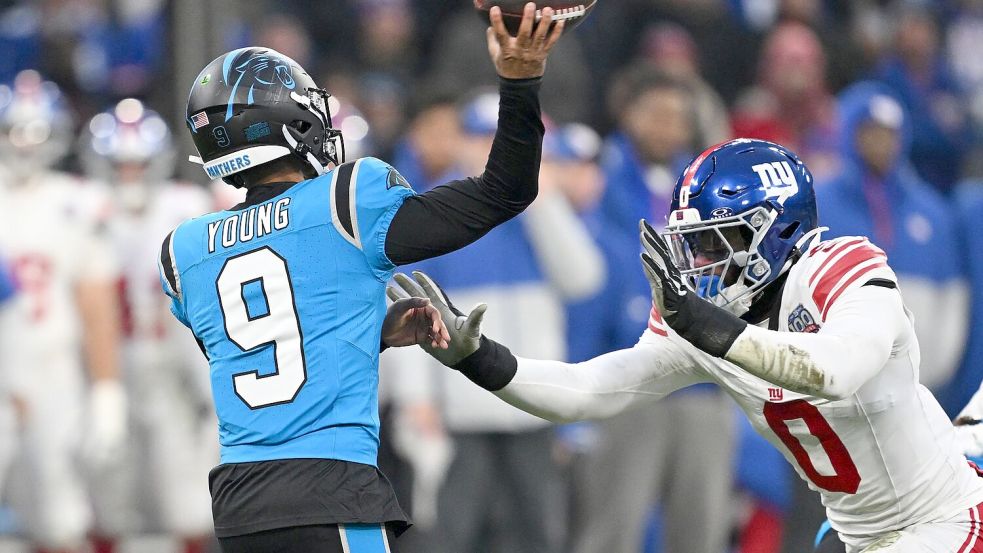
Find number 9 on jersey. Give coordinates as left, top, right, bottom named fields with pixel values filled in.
left=217, top=247, right=307, bottom=409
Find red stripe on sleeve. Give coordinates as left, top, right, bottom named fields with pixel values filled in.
left=812, top=245, right=886, bottom=312
left=807, top=238, right=867, bottom=287
left=648, top=305, right=669, bottom=337
left=957, top=505, right=978, bottom=553
left=971, top=503, right=983, bottom=553
left=819, top=262, right=888, bottom=321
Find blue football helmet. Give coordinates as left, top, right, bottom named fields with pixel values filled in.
left=663, top=139, right=820, bottom=314
left=0, top=70, right=74, bottom=176
left=79, top=98, right=176, bottom=211
left=80, top=98, right=175, bottom=181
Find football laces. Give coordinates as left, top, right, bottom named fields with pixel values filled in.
left=536, top=5, right=587, bottom=21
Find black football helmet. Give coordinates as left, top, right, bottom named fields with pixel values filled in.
left=185, top=47, right=344, bottom=186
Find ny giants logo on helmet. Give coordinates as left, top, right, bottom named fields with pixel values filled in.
left=751, top=161, right=799, bottom=204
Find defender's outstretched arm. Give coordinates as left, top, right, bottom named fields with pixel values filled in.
left=388, top=272, right=707, bottom=424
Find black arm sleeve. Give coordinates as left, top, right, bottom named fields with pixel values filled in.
left=453, top=336, right=519, bottom=392
left=385, top=77, right=545, bottom=266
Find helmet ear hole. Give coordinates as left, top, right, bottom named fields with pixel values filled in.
left=779, top=221, right=801, bottom=240
left=290, top=120, right=312, bottom=134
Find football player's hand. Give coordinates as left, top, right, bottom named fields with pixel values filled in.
left=487, top=2, right=565, bottom=79
left=639, top=219, right=748, bottom=357
left=387, top=272, right=487, bottom=367
left=382, top=296, right=451, bottom=350
left=639, top=219, right=688, bottom=320
left=80, top=379, right=127, bottom=469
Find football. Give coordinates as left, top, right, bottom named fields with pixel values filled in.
left=474, top=1, right=597, bottom=36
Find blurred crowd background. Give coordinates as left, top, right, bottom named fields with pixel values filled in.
left=1, top=0, right=983, bottom=552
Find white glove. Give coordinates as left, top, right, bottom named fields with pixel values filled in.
left=387, top=272, right=487, bottom=367
left=81, top=379, right=128, bottom=469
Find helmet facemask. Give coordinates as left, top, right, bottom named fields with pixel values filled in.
left=664, top=206, right=779, bottom=317
left=281, top=87, right=345, bottom=177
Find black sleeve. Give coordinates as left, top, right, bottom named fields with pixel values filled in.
left=453, top=336, right=519, bottom=392
left=384, top=77, right=545, bottom=266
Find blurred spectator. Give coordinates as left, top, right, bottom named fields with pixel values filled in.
left=253, top=14, right=313, bottom=68
left=277, top=1, right=360, bottom=80
left=356, top=0, right=418, bottom=82
left=637, top=23, right=732, bottom=148
left=819, top=81, right=968, bottom=393
left=945, top=0, right=983, bottom=177
left=729, top=0, right=862, bottom=90
left=592, top=0, right=761, bottom=105
left=428, top=8, right=591, bottom=124
left=568, top=67, right=735, bottom=553
left=391, top=89, right=462, bottom=192
left=939, top=182, right=983, bottom=417
left=731, top=22, right=839, bottom=180
left=0, top=0, right=166, bottom=118
left=541, top=122, right=605, bottom=211
left=383, top=92, right=605, bottom=553
left=600, top=68, right=694, bottom=240
left=356, top=73, right=407, bottom=158
left=875, top=5, right=971, bottom=190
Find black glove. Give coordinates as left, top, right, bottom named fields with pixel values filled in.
left=639, top=220, right=747, bottom=357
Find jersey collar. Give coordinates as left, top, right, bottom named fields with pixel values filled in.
left=233, top=181, right=298, bottom=211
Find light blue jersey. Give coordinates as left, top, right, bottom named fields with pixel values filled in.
left=158, top=157, right=414, bottom=465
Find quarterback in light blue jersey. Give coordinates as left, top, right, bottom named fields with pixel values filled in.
left=163, top=157, right=419, bottom=465
left=160, top=4, right=565, bottom=552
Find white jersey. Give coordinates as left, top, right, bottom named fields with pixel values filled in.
left=0, top=171, right=117, bottom=387
left=108, top=182, right=209, bottom=343
left=499, top=235, right=983, bottom=549
left=106, top=182, right=213, bottom=406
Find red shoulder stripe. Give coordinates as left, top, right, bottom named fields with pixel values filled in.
left=807, top=237, right=867, bottom=287
left=819, top=261, right=888, bottom=320
left=813, top=245, right=886, bottom=314
left=648, top=305, right=669, bottom=337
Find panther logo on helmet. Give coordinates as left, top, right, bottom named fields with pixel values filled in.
left=222, top=52, right=297, bottom=122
